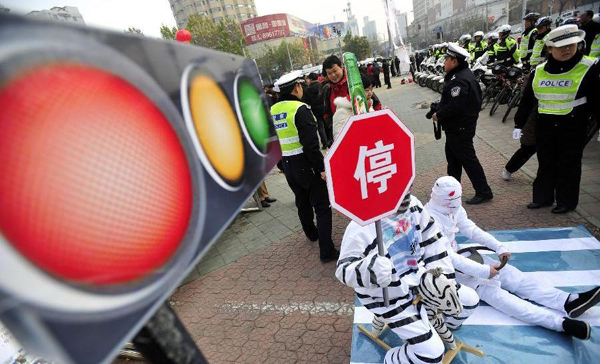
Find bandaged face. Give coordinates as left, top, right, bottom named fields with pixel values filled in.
left=429, top=176, right=462, bottom=216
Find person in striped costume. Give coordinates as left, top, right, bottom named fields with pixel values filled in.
left=336, top=191, right=479, bottom=364
left=426, top=176, right=600, bottom=340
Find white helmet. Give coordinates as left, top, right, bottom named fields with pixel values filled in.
left=497, top=24, right=512, bottom=36
left=441, top=42, right=448, bottom=47
left=459, top=34, right=472, bottom=43
left=473, top=31, right=484, bottom=38
left=489, top=32, right=499, bottom=40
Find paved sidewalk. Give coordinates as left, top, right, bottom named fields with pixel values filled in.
left=131, top=77, right=600, bottom=364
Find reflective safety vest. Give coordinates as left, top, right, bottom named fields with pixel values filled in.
left=530, top=33, right=549, bottom=66
left=467, top=42, right=475, bottom=52
left=470, top=41, right=487, bottom=60
left=493, top=37, right=520, bottom=63
left=532, top=56, right=597, bottom=115
left=271, top=100, right=309, bottom=156
left=590, top=34, right=600, bottom=58
left=519, top=27, right=538, bottom=60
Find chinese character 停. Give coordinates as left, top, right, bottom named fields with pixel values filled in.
left=354, top=140, right=397, bottom=199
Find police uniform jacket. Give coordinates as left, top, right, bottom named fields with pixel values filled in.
left=277, top=93, right=326, bottom=173
left=436, top=63, right=482, bottom=134
left=514, top=51, right=600, bottom=131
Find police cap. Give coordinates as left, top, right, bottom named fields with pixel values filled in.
left=445, top=43, right=470, bottom=62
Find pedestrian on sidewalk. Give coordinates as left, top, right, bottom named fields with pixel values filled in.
left=319, top=69, right=335, bottom=145
left=304, top=72, right=329, bottom=149
left=372, top=62, right=382, bottom=88
left=513, top=25, right=600, bottom=214
left=431, top=43, right=494, bottom=204
left=271, top=70, right=338, bottom=262
left=382, top=59, right=392, bottom=89
left=256, top=181, right=277, bottom=208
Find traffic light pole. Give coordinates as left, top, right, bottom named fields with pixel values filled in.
left=132, top=303, right=209, bottom=364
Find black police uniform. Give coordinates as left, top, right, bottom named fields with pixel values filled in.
left=276, top=93, right=337, bottom=260
left=514, top=52, right=600, bottom=211
left=436, top=62, right=494, bottom=201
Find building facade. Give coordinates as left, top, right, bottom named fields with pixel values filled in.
left=26, top=6, right=85, bottom=24
left=169, top=0, right=258, bottom=28
left=396, top=11, right=408, bottom=41
left=362, top=16, right=378, bottom=42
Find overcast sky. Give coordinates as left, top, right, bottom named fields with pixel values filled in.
left=2, top=0, right=412, bottom=38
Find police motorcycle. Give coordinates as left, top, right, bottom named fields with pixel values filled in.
left=471, top=52, right=493, bottom=93
left=424, top=45, right=443, bottom=89
left=430, top=43, right=448, bottom=93
left=416, top=52, right=436, bottom=87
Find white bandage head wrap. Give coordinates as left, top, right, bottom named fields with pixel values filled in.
left=429, top=176, right=462, bottom=216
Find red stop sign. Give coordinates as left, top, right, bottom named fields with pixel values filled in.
left=325, top=109, right=415, bottom=226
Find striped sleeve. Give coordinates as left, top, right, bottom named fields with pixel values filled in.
left=416, top=201, right=455, bottom=276
left=336, top=235, right=386, bottom=289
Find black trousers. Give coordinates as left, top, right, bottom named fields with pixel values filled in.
left=373, top=74, right=382, bottom=88
left=384, top=74, right=391, bottom=88
left=533, top=121, right=586, bottom=209
left=315, top=116, right=328, bottom=148
left=282, top=158, right=335, bottom=258
left=505, top=144, right=537, bottom=173
left=323, top=117, right=334, bottom=144
left=445, top=131, right=493, bottom=198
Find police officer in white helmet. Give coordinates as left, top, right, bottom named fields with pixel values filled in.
left=514, top=25, right=600, bottom=213
left=271, top=71, right=338, bottom=261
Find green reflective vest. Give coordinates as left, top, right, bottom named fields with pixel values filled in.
left=467, top=42, right=475, bottom=52
left=530, top=33, right=549, bottom=66
left=470, top=41, right=487, bottom=60
left=493, top=37, right=520, bottom=63
left=532, top=56, right=596, bottom=115
left=519, top=27, right=538, bottom=60
left=590, top=34, right=600, bottom=58
left=271, top=100, right=308, bottom=157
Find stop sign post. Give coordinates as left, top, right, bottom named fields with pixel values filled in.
left=325, top=108, right=415, bottom=306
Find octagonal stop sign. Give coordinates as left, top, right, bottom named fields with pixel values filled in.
left=325, top=109, right=415, bottom=226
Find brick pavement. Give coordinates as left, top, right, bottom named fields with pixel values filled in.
left=117, top=76, right=599, bottom=364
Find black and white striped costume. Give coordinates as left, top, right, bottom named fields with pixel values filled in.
left=336, top=195, right=479, bottom=364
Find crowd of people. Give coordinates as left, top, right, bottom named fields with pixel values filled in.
left=414, top=11, right=600, bottom=213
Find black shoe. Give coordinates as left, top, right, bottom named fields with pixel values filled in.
left=552, top=206, right=574, bottom=214
left=306, top=230, right=318, bottom=242
left=260, top=200, right=270, bottom=208
left=264, top=197, right=277, bottom=203
left=562, top=318, right=591, bottom=340
left=527, top=202, right=552, bottom=209
left=320, top=249, right=340, bottom=263
left=466, top=195, right=493, bottom=205
left=565, top=287, right=600, bottom=318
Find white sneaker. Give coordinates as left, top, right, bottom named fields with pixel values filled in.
left=502, top=169, right=512, bottom=181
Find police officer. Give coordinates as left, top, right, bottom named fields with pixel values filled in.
left=470, top=31, right=487, bottom=61
left=459, top=34, right=472, bottom=50
left=271, top=71, right=339, bottom=261
left=432, top=43, right=494, bottom=204
left=490, top=25, right=520, bottom=66
left=514, top=25, right=600, bottom=213
left=530, top=17, right=553, bottom=67
left=520, top=13, right=540, bottom=69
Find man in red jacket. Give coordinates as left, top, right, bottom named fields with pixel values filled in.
left=322, top=55, right=349, bottom=123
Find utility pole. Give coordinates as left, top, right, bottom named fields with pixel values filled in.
left=485, top=0, right=489, bottom=32
left=286, top=42, right=293, bottom=70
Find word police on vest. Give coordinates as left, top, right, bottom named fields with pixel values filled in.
left=538, top=79, right=573, bottom=87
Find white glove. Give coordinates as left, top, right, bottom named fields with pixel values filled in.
left=512, top=128, right=522, bottom=139
left=372, top=256, right=393, bottom=288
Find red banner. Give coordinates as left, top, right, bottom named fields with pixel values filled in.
left=240, top=14, right=290, bottom=45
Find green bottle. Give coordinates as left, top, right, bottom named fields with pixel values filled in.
left=343, top=52, right=368, bottom=116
